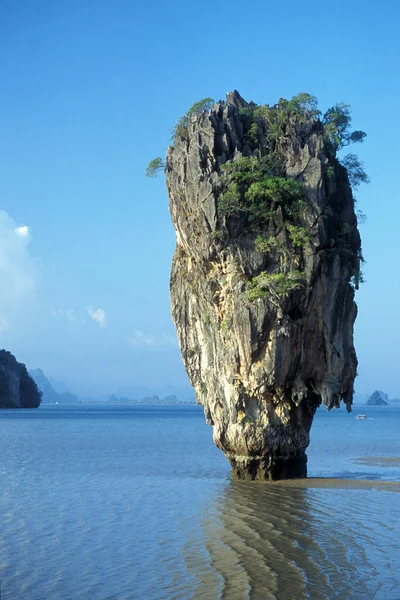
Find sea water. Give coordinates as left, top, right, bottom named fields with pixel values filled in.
left=0, top=404, right=399, bottom=599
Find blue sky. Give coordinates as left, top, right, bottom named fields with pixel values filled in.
left=1, top=0, right=399, bottom=398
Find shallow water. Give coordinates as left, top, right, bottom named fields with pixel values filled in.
left=0, top=404, right=399, bottom=599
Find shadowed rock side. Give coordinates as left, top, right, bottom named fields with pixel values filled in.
left=0, top=349, right=42, bottom=408
left=167, top=91, right=361, bottom=480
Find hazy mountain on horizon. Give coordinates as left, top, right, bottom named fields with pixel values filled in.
left=29, top=368, right=196, bottom=405
left=29, top=369, right=79, bottom=404
left=106, top=393, right=196, bottom=405
left=48, top=377, right=73, bottom=395
left=115, top=384, right=195, bottom=402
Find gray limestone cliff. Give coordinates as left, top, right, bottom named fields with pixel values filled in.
left=0, top=350, right=42, bottom=408
left=166, top=91, right=361, bottom=479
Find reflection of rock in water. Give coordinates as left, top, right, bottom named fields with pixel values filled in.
left=184, top=482, right=400, bottom=599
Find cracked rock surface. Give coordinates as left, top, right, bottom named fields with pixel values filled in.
left=167, top=91, right=360, bottom=480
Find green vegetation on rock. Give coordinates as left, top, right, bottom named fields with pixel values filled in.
left=218, top=154, right=306, bottom=225
left=148, top=91, right=368, bottom=298
left=246, top=270, right=304, bottom=302
left=172, top=97, right=214, bottom=141
left=322, top=103, right=366, bottom=153
left=146, top=157, right=165, bottom=178
left=254, top=235, right=286, bottom=255
left=286, top=224, right=311, bottom=247
left=340, top=153, right=370, bottom=189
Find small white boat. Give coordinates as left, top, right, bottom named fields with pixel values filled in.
left=356, top=414, right=367, bottom=420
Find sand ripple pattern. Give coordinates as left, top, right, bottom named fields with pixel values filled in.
left=187, top=482, right=400, bottom=599
left=0, top=406, right=399, bottom=599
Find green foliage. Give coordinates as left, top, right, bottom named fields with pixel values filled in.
left=249, top=93, right=319, bottom=146
left=350, top=250, right=366, bottom=289
left=218, top=154, right=305, bottom=224
left=210, top=229, right=225, bottom=243
left=187, top=97, right=214, bottom=116
left=340, top=153, right=370, bottom=189
left=238, top=106, right=254, bottom=120
left=218, top=315, right=231, bottom=338
left=286, top=224, right=311, bottom=247
left=325, top=165, right=335, bottom=179
left=247, top=270, right=304, bottom=301
left=284, top=93, right=320, bottom=117
left=253, top=105, right=287, bottom=142
left=246, top=122, right=259, bottom=147
left=247, top=177, right=305, bottom=222
left=356, top=208, right=367, bottom=225
left=217, top=181, right=242, bottom=216
left=322, top=103, right=366, bottom=153
left=254, top=235, right=286, bottom=255
left=350, top=267, right=365, bottom=290
left=222, top=154, right=283, bottom=183
left=146, top=157, right=165, bottom=178
left=172, top=97, right=214, bottom=141
left=174, top=114, right=190, bottom=141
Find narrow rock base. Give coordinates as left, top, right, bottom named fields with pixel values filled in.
left=229, top=453, right=308, bottom=481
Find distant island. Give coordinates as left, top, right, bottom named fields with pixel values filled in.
left=28, top=368, right=195, bottom=405
left=29, top=369, right=80, bottom=404
left=367, top=390, right=388, bottom=406
left=0, top=349, right=41, bottom=408
left=106, top=394, right=195, bottom=405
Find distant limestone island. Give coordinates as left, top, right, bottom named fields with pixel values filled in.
left=28, top=368, right=194, bottom=405
left=367, top=390, right=388, bottom=406
left=365, top=390, right=400, bottom=406
left=0, top=350, right=41, bottom=408
left=29, top=369, right=79, bottom=405
left=107, top=394, right=195, bottom=405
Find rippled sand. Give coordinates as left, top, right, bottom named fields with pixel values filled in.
left=353, top=456, right=400, bottom=467
left=1, top=406, right=400, bottom=599
left=267, top=476, right=400, bottom=491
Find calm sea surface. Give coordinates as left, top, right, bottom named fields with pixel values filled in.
left=1, top=404, right=400, bottom=599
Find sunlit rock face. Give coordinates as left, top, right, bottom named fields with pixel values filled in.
left=167, top=91, right=360, bottom=480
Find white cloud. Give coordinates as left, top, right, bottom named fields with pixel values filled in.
left=129, top=330, right=178, bottom=349
left=15, top=225, right=29, bottom=237
left=0, top=210, right=37, bottom=328
left=87, top=306, right=106, bottom=328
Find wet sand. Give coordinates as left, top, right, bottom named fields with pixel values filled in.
left=267, top=477, right=400, bottom=491
left=352, top=456, right=400, bottom=466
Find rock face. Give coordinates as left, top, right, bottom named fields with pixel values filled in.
left=0, top=350, right=42, bottom=408
left=367, top=390, right=388, bottom=406
left=167, top=91, right=361, bottom=479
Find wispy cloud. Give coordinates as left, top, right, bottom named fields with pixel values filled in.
left=128, top=330, right=178, bottom=349
left=87, top=306, right=107, bottom=328
left=51, top=308, right=76, bottom=323
left=0, top=210, right=37, bottom=329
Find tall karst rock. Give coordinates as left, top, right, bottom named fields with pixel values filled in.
left=0, top=349, right=42, bottom=408
left=166, top=91, right=362, bottom=479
